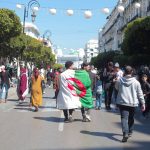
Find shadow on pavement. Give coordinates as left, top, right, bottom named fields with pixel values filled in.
left=39, top=106, right=56, bottom=109
left=14, top=107, right=33, bottom=111
left=48, top=97, right=56, bottom=99
left=80, top=130, right=122, bottom=142
left=42, top=97, right=52, bottom=99
left=16, top=103, right=30, bottom=107
left=74, top=118, right=83, bottom=122
left=7, top=99, right=18, bottom=102
left=31, top=141, right=150, bottom=150
left=33, top=116, right=64, bottom=123
left=115, top=111, right=150, bottom=136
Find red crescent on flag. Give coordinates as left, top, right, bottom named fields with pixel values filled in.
left=66, top=78, right=86, bottom=98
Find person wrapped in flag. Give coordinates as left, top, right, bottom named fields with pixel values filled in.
left=81, top=62, right=94, bottom=122
left=17, top=63, right=28, bottom=104
left=57, top=61, right=93, bottom=122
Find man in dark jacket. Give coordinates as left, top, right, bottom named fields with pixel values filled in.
left=103, top=62, right=115, bottom=110
left=140, top=74, right=150, bottom=118
left=0, top=65, right=12, bottom=103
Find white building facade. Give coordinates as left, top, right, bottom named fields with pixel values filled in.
left=24, top=22, right=40, bottom=39
left=99, top=0, right=150, bottom=53
left=84, top=39, right=99, bottom=63
left=24, top=22, right=56, bottom=62
left=57, top=55, right=84, bottom=69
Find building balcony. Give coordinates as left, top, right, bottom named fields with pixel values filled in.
left=105, top=37, right=114, bottom=44
left=128, top=14, right=139, bottom=23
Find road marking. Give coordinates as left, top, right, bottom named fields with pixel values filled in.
left=58, top=111, right=64, bottom=132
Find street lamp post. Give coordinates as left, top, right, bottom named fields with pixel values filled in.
left=43, top=30, right=52, bottom=41
left=17, top=0, right=40, bottom=33
left=43, top=30, right=52, bottom=46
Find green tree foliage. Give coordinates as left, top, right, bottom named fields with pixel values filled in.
left=8, top=34, right=31, bottom=58
left=122, top=16, right=150, bottom=55
left=23, top=35, right=56, bottom=66
left=91, top=51, right=119, bottom=69
left=0, top=34, right=32, bottom=59
left=0, top=8, right=22, bottom=43
left=0, top=33, right=56, bottom=65
left=0, top=8, right=56, bottom=66
left=53, top=63, right=64, bottom=70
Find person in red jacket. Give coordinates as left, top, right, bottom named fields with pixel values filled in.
left=53, top=68, right=63, bottom=100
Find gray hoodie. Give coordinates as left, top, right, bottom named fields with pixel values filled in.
left=115, top=76, right=145, bottom=107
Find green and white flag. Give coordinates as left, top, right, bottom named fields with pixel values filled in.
left=57, top=69, right=93, bottom=109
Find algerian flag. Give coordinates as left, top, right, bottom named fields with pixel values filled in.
left=57, top=69, right=93, bottom=109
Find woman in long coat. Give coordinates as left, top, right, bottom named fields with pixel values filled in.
left=31, top=68, right=43, bottom=112
left=18, top=66, right=28, bottom=103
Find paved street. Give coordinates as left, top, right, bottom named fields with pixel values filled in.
left=0, top=87, right=150, bottom=150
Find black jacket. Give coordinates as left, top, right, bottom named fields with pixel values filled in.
left=0, top=71, right=11, bottom=89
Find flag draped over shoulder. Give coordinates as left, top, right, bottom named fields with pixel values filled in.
left=17, top=68, right=28, bottom=100
left=57, top=69, right=93, bottom=109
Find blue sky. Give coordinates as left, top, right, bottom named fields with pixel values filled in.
left=1, top=0, right=118, bottom=51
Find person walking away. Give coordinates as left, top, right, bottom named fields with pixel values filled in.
left=95, top=75, right=103, bottom=110
left=46, top=68, right=51, bottom=88
left=31, top=68, right=43, bottom=112
left=89, top=65, right=96, bottom=96
left=57, top=61, right=93, bottom=123
left=0, top=65, right=12, bottom=103
left=115, top=66, right=145, bottom=142
left=40, top=65, right=46, bottom=94
left=17, top=63, right=28, bottom=104
left=53, top=69, right=61, bottom=99
left=57, top=61, right=77, bottom=122
left=140, top=74, right=150, bottom=118
left=112, top=63, right=124, bottom=104
left=53, top=68, right=63, bottom=106
left=81, top=62, right=93, bottom=122
left=103, top=62, right=115, bottom=110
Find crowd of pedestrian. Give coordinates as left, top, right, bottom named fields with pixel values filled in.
left=0, top=61, right=150, bottom=143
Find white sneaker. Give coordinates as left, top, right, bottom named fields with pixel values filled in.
left=18, top=100, right=23, bottom=104
left=69, top=115, right=74, bottom=122
left=86, top=115, right=91, bottom=122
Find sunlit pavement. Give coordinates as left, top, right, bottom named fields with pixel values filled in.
left=0, top=87, right=150, bottom=150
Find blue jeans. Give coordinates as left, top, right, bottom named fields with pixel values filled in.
left=118, top=105, right=135, bottom=135
left=0, top=83, right=8, bottom=100
left=96, top=93, right=102, bottom=108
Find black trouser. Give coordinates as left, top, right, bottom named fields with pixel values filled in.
left=105, top=86, right=113, bottom=108
left=47, top=79, right=51, bottom=86
left=118, top=105, right=135, bottom=135
left=55, top=90, right=59, bottom=107
left=63, top=109, right=74, bottom=119
left=81, top=107, right=90, bottom=117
